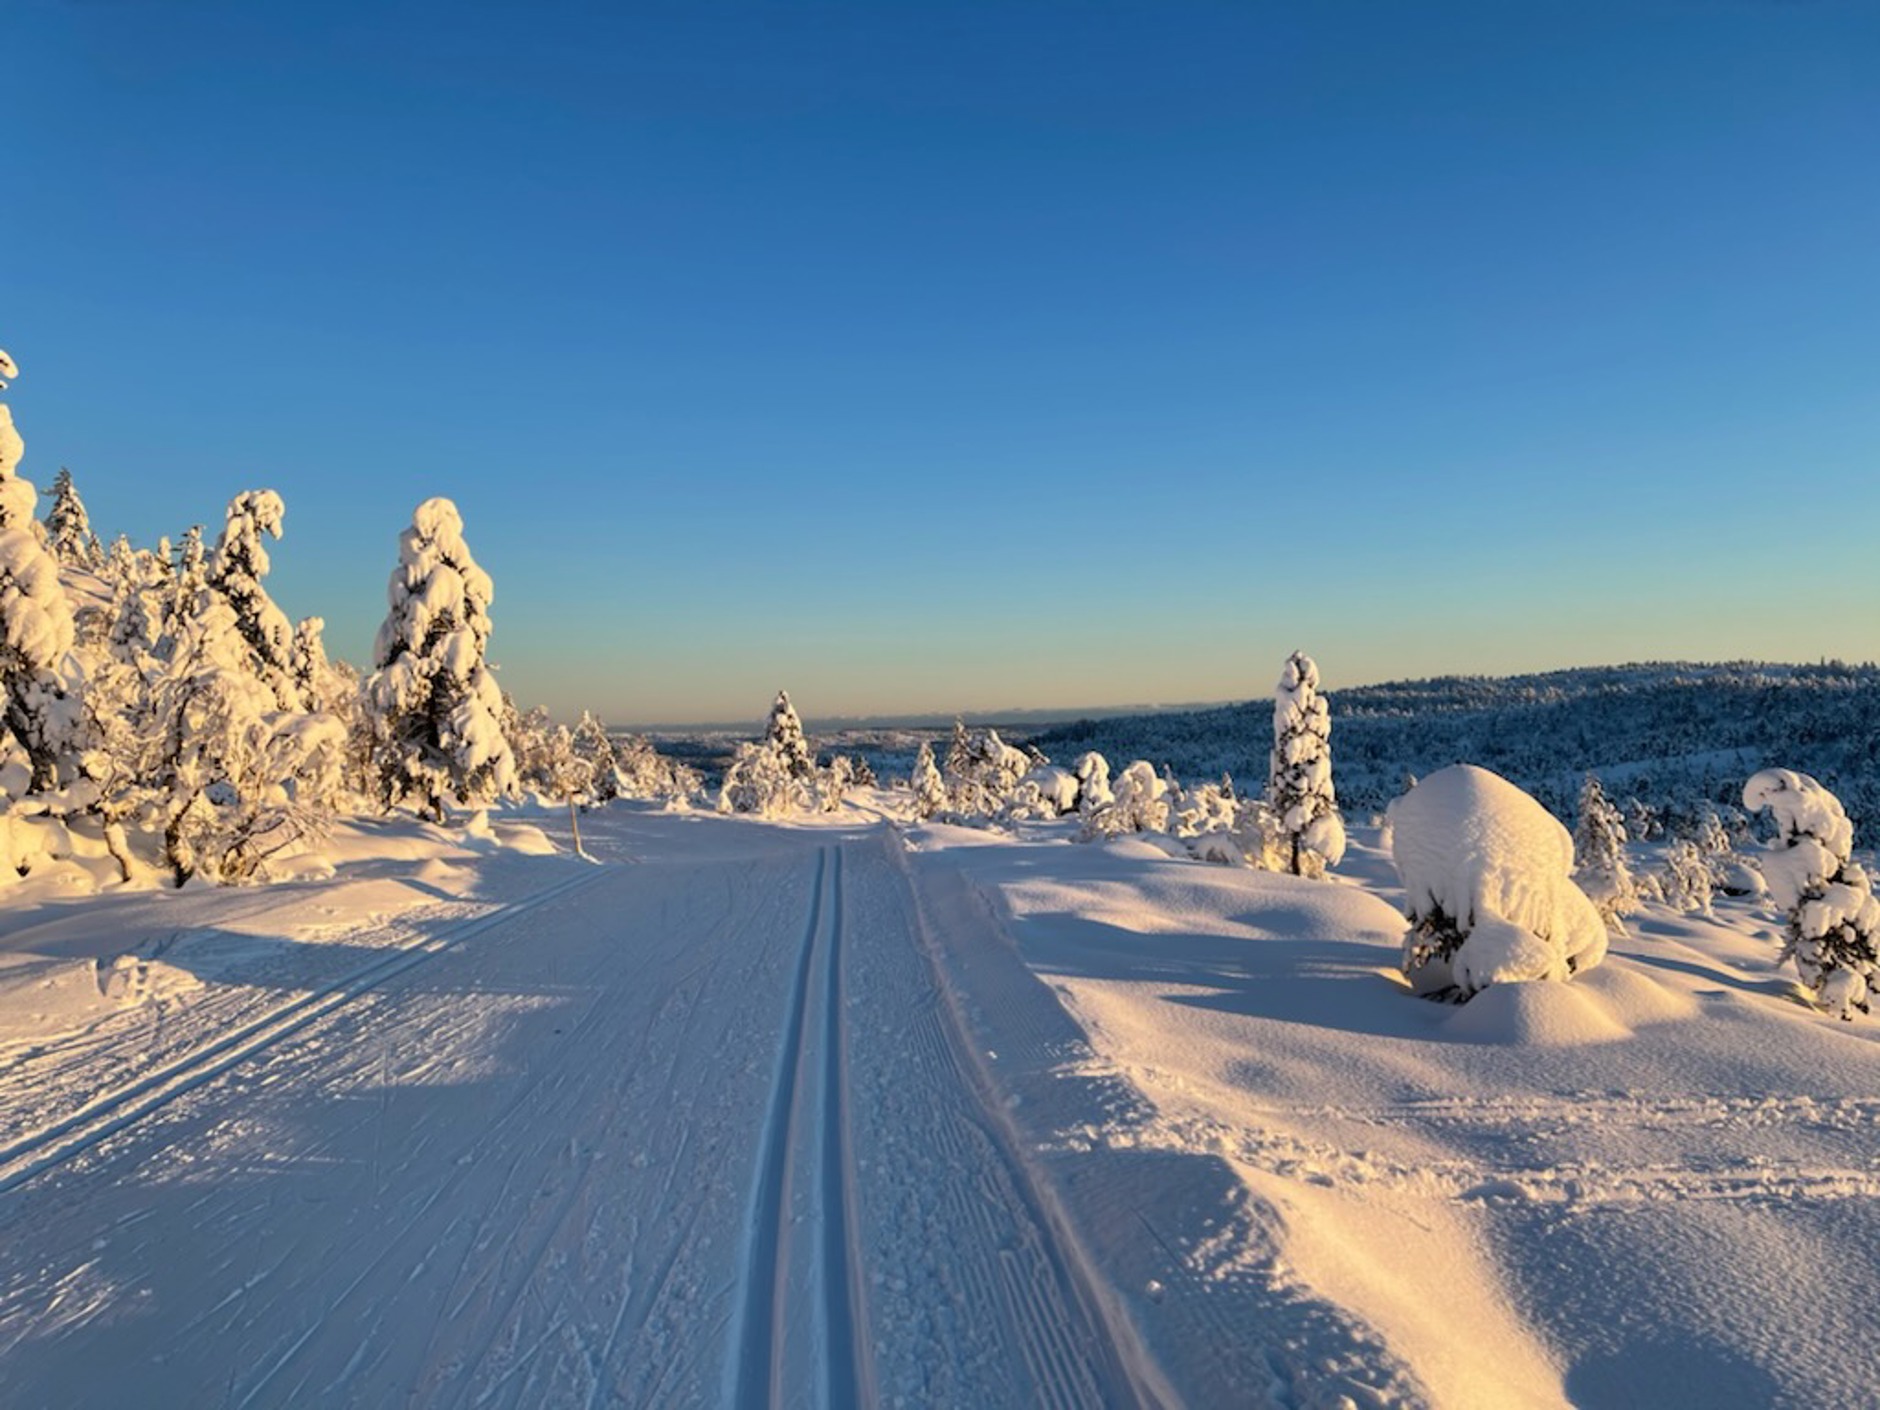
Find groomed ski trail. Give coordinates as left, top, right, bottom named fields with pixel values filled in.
left=0, top=816, right=1163, bottom=1409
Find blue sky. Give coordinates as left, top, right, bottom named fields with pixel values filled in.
left=6, top=1, right=1876, bottom=725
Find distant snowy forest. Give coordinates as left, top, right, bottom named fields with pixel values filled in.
left=1027, top=662, right=1880, bottom=837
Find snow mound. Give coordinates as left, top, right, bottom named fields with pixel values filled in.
left=1388, top=764, right=1608, bottom=998
left=1442, top=973, right=1633, bottom=1046
left=1452, top=963, right=1696, bottom=1047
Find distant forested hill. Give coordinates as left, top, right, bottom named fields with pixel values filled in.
left=1026, top=662, right=1880, bottom=834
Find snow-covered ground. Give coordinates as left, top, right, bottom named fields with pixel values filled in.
left=2, top=801, right=1876, bottom=1408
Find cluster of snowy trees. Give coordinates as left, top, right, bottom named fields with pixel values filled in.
left=0, top=347, right=689, bottom=886
left=716, top=691, right=865, bottom=817
left=894, top=653, right=1347, bottom=878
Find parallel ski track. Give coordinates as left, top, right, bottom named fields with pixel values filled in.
left=732, top=847, right=826, bottom=1408
left=818, top=849, right=862, bottom=1410
left=730, top=845, right=868, bottom=1410
left=0, top=865, right=609, bottom=1196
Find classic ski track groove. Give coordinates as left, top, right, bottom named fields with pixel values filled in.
left=729, top=845, right=869, bottom=1410
left=0, top=865, right=609, bottom=1195
left=732, top=847, right=829, bottom=1409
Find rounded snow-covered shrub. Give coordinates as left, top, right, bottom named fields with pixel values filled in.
left=1742, top=768, right=1880, bottom=1020
left=1388, top=764, right=1609, bottom=999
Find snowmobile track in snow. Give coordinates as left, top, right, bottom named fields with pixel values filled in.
left=0, top=865, right=609, bottom=1195
left=729, top=845, right=866, bottom=1410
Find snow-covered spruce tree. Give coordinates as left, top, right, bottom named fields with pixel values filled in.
left=152, top=596, right=346, bottom=883
left=765, top=690, right=814, bottom=780
left=207, top=490, right=299, bottom=710
left=1388, top=764, right=1608, bottom=999
left=43, top=467, right=103, bottom=568
left=1573, top=773, right=1639, bottom=929
left=1742, top=768, right=1880, bottom=1020
left=0, top=346, right=85, bottom=793
left=572, top=711, right=620, bottom=802
left=367, top=497, right=516, bottom=822
left=944, top=719, right=985, bottom=816
left=1268, top=650, right=1345, bottom=877
left=910, top=739, right=948, bottom=820
left=161, top=524, right=208, bottom=655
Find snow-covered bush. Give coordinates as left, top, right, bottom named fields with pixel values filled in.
left=1007, top=764, right=1079, bottom=820
left=1658, top=839, right=1714, bottom=916
left=1573, top=773, right=1639, bottom=929
left=367, top=497, right=516, bottom=821
left=1073, top=752, right=1113, bottom=821
left=815, top=755, right=853, bottom=813
left=1388, top=764, right=1609, bottom=1000
left=612, top=733, right=698, bottom=803
left=1742, top=768, right=1880, bottom=1020
left=909, top=740, right=947, bottom=820
left=571, top=712, right=620, bottom=802
left=718, top=738, right=810, bottom=817
left=1082, top=760, right=1170, bottom=838
left=1268, top=651, right=1345, bottom=877
left=154, top=597, right=346, bottom=883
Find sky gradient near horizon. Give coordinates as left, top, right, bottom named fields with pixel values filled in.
left=6, top=1, right=1877, bottom=725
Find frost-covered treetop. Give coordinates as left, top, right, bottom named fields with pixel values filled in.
left=1741, top=767, right=1859, bottom=919
left=1743, top=768, right=1853, bottom=864
left=213, top=489, right=285, bottom=582
left=0, top=348, right=17, bottom=390
left=374, top=496, right=496, bottom=668
left=1277, top=650, right=1321, bottom=700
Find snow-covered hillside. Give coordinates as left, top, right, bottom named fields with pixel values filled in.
left=1028, top=661, right=1880, bottom=833
left=3, top=800, right=1875, bottom=1408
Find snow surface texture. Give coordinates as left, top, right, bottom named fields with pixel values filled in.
left=3, top=800, right=1878, bottom=1409
left=1388, top=764, right=1608, bottom=996
left=1743, top=767, right=1880, bottom=1019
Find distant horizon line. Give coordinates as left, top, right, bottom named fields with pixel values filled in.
left=609, top=656, right=1880, bottom=735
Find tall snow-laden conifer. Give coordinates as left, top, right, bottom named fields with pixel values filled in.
left=765, top=690, right=814, bottom=780
left=0, top=345, right=83, bottom=791
left=910, top=739, right=947, bottom=819
left=44, top=467, right=103, bottom=568
left=207, top=491, right=298, bottom=709
left=1268, top=650, right=1344, bottom=877
left=368, top=497, right=515, bottom=821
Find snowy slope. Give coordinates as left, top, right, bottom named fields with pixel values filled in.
left=2, top=803, right=1876, bottom=1408
left=911, top=820, right=1880, bottom=1409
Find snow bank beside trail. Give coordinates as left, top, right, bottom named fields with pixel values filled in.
left=916, top=819, right=1880, bottom=1410
left=0, top=811, right=574, bottom=1055
left=1389, top=764, right=1608, bottom=996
